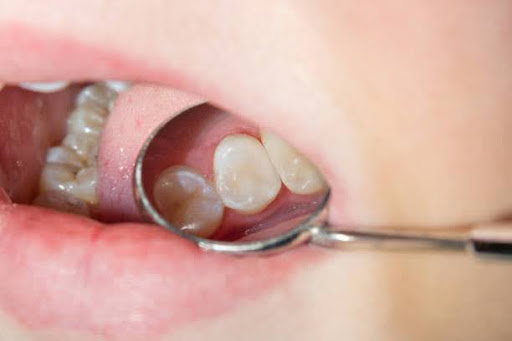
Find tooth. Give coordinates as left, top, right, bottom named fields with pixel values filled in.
left=33, top=191, right=90, bottom=217
left=153, top=165, right=224, bottom=238
left=19, top=81, right=69, bottom=93
left=39, top=163, right=76, bottom=193
left=46, top=146, right=84, bottom=169
left=0, top=83, right=4, bottom=91
left=76, top=83, right=117, bottom=109
left=71, top=167, right=98, bottom=204
left=261, top=130, right=327, bottom=195
left=63, top=133, right=99, bottom=164
left=104, top=80, right=131, bottom=93
left=213, top=134, right=281, bottom=214
left=67, top=103, right=108, bottom=136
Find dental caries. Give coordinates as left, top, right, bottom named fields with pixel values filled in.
left=32, top=82, right=125, bottom=216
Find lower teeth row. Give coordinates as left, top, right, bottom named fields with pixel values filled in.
left=32, top=84, right=327, bottom=240
left=32, top=82, right=124, bottom=216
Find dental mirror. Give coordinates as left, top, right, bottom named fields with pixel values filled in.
left=134, top=103, right=331, bottom=255
left=134, top=103, right=512, bottom=257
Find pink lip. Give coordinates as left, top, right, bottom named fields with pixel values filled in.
left=0, top=23, right=326, bottom=340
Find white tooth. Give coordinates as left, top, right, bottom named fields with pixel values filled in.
left=213, top=134, right=281, bottom=214
left=46, top=146, right=84, bottom=169
left=76, top=83, right=117, bottom=109
left=153, top=165, right=224, bottom=238
left=33, top=191, right=90, bottom=217
left=39, top=163, right=76, bottom=193
left=19, top=81, right=69, bottom=93
left=71, top=167, right=98, bottom=204
left=104, top=80, right=131, bottom=93
left=261, top=130, right=327, bottom=195
left=63, top=133, right=99, bottom=164
left=67, top=103, right=107, bottom=136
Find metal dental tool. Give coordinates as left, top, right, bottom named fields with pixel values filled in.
left=134, top=103, right=512, bottom=257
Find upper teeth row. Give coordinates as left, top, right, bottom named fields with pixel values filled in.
left=153, top=130, right=327, bottom=238
left=32, top=82, right=128, bottom=216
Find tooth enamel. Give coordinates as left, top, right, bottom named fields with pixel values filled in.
left=213, top=134, right=281, bottom=214
left=39, top=163, right=76, bottom=193
left=39, top=163, right=98, bottom=204
left=76, top=83, right=117, bottom=109
left=46, top=146, right=84, bottom=169
left=34, top=82, right=119, bottom=214
left=67, top=104, right=108, bottom=136
left=71, top=167, right=98, bottom=204
left=19, top=81, right=69, bottom=93
left=33, top=191, right=90, bottom=217
left=261, top=130, right=327, bottom=195
left=63, top=133, right=99, bottom=164
left=153, top=166, right=224, bottom=238
left=104, top=80, right=131, bottom=93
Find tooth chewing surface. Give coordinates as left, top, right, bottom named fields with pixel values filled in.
left=33, top=82, right=119, bottom=215
left=261, top=130, right=327, bottom=195
left=214, top=134, right=281, bottom=214
left=153, top=166, right=224, bottom=238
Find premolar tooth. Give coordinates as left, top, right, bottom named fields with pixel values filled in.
left=63, top=133, right=99, bottom=164
left=261, top=130, right=327, bottom=195
left=214, top=134, right=281, bottom=214
left=153, top=166, right=224, bottom=238
left=72, top=167, right=98, bottom=204
left=19, top=81, right=69, bottom=93
left=33, top=191, right=90, bottom=217
left=67, top=104, right=107, bottom=136
left=46, top=146, right=84, bottom=169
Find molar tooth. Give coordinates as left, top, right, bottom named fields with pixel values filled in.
left=76, top=83, right=117, bottom=109
left=153, top=165, right=224, bottom=238
left=71, top=167, right=98, bottom=204
left=261, top=130, right=327, bottom=195
left=33, top=191, right=90, bottom=217
left=214, top=134, right=281, bottom=214
left=46, top=146, right=84, bottom=169
left=39, top=163, right=76, bottom=193
left=67, top=104, right=107, bottom=136
left=63, top=133, right=99, bottom=163
left=19, top=81, right=69, bottom=93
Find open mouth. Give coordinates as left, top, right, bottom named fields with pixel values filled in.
left=0, top=25, right=333, bottom=340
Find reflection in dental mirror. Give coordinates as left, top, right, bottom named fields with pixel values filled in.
left=139, top=103, right=328, bottom=242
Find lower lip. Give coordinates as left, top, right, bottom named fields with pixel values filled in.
left=0, top=23, right=325, bottom=340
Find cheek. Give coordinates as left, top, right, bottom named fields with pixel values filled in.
left=298, top=0, right=512, bottom=226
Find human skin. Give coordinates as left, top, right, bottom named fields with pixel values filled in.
left=1, top=0, right=512, bottom=340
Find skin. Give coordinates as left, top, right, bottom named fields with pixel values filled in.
left=0, top=0, right=512, bottom=340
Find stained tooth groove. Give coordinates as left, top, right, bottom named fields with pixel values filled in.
left=214, top=134, right=282, bottom=214
left=33, top=82, right=119, bottom=215
left=261, top=130, right=327, bottom=195
left=19, top=81, right=69, bottom=93
left=153, top=166, right=224, bottom=238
